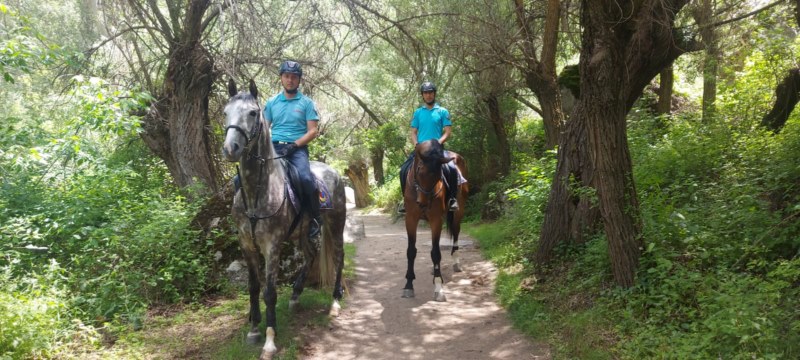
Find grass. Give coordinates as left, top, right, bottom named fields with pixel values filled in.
left=58, top=243, right=358, bottom=359
left=465, top=221, right=618, bottom=360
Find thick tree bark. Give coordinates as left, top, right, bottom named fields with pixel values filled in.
left=485, top=94, right=511, bottom=177
left=761, top=68, right=800, bottom=133
left=537, top=0, right=691, bottom=287
left=657, top=66, right=674, bottom=115
left=371, top=148, right=385, bottom=185
left=345, top=160, right=371, bottom=208
left=514, top=0, right=565, bottom=149
left=137, top=0, right=220, bottom=195
left=697, top=0, right=718, bottom=122
left=535, top=108, right=598, bottom=264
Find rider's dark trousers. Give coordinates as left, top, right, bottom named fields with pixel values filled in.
left=274, top=143, right=320, bottom=219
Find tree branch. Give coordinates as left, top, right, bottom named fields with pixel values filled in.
left=711, top=0, right=785, bottom=28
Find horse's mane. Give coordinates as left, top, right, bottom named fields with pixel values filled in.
left=417, top=139, right=445, bottom=172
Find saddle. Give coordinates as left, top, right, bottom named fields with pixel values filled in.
left=282, top=159, right=334, bottom=213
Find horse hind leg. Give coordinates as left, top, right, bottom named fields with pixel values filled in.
left=329, top=217, right=346, bottom=317
left=450, top=212, right=463, bottom=273
left=290, top=219, right=318, bottom=311
left=449, top=187, right=467, bottom=273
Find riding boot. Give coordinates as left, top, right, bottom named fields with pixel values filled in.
left=445, top=164, right=460, bottom=212
left=308, top=192, right=323, bottom=241
left=398, top=154, right=414, bottom=214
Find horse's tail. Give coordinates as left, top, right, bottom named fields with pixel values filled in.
left=446, top=208, right=454, bottom=238
left=311, top=178, right=346, bottom=288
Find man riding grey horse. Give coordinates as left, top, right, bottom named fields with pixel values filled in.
left=263, top=60, right=323, bottom=241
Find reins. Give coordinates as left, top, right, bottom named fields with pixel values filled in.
left=412, top=156, right=445, bottom=198
left=226, top=106, right=302, bottom=239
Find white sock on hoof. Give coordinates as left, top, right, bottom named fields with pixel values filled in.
left=263, top=327, right=277, bottom=354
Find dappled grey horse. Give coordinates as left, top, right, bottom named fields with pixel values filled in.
left=222, top=79, right=345, bottom=359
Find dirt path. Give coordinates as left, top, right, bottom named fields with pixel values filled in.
left=302, top=211, right=551, bottom=360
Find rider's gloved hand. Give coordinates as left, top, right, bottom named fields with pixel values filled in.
left=280, top=142, right=298, bottom=156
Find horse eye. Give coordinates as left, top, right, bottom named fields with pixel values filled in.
left=249, top=110, right=257, bottom=117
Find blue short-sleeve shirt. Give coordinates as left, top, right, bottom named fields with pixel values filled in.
left=263, top=91, right=319, bottom=143
left=410, top=103, right=451, bottom=142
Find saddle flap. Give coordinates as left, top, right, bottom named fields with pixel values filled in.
left=282, top=159, right=334, bottom=211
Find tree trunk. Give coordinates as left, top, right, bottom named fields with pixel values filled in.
left=371, top=148, right=385, bottom=185
left=515, top=0, right=565, bottom=150
left=537, top=0, right=692, bottom=287
left=695, top=0, right=718, bottom=122
left=657, top=65, right=674, bottom=115
left=485, top=94, right=511, bottom=177
left=761, top=67, right=800, bottom=133
left=535, top=107, right=599, bottom=264
left=138, top=0, right=219, bottom=195
left=345, top=160, right=371, bottom=208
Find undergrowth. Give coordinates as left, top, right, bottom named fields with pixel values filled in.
left=466, top=112, right=800, bottom=359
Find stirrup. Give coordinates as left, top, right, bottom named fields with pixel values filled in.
left=448, top=198, right=459, bottom=212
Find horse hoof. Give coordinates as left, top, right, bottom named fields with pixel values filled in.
left=259, top=351, right=275, bottom=360
left=402, top=289, right=415, bottom=298
left=434, top=292, right=447, bottom=302
left=246, top=331, right=261, bottom=345
left=288, top=299, right=299, bottom=311
left=329, top=300, right=341, bottom=317
left=453, top=263, right=462, bottom=272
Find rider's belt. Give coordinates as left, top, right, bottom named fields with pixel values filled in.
left=273, top=141, right=294, bottom=145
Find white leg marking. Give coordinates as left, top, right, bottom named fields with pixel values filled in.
left=263, top=327, right=277, bottom=355
left=330, top=299, right=341, bottom=317
left=434, top=277, right=446, bottom=301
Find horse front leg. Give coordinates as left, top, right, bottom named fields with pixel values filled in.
left=260, top=242, right=281, bottom=359
left=239, top=233, right=264, bottom=344
left=403, top=214, right=419, bottom=298
left=430, top=217, right=446, bottom=302
left=245, top=256, right=263, bottom=344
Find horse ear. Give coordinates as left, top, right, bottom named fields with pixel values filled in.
left=248, top=79, right=258, bottom=99
left=227, top=79, right=237, bottom=97
left=440, top=156, right=455, bottom=164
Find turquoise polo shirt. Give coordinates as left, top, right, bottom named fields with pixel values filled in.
left=263, top=91, right=319, bottom=143
left=410, top=103, right=451, bottom=142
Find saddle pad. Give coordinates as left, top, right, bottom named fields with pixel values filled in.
left=281, top=159, right=333, bottom=212
left=285, top=174, right=334, bottom=212
left=317, top=177, right=334, bottom=210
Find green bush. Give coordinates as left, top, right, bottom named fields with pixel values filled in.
left=0, top=260, right=88, bottom=359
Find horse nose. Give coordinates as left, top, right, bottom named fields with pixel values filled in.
left=222, top=142, right=241, bottom=160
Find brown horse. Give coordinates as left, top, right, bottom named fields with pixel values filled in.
left=402, top=139, right=468, bottom=301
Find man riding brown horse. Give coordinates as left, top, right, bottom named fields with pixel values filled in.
left=399, top=81, right=466, bottom=213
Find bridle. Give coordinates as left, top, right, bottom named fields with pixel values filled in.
left=225, top=111, right=263, bottom=151
left=224, top=91, right=303, bottom=254
left=224, top=103, right=286, bottom=224
left=413, top=155, right=445, bottom=198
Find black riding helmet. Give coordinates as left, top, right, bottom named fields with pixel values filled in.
left=420, top=81, right=436, bottom=93
left=279, top=60, right=303, bottom=78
